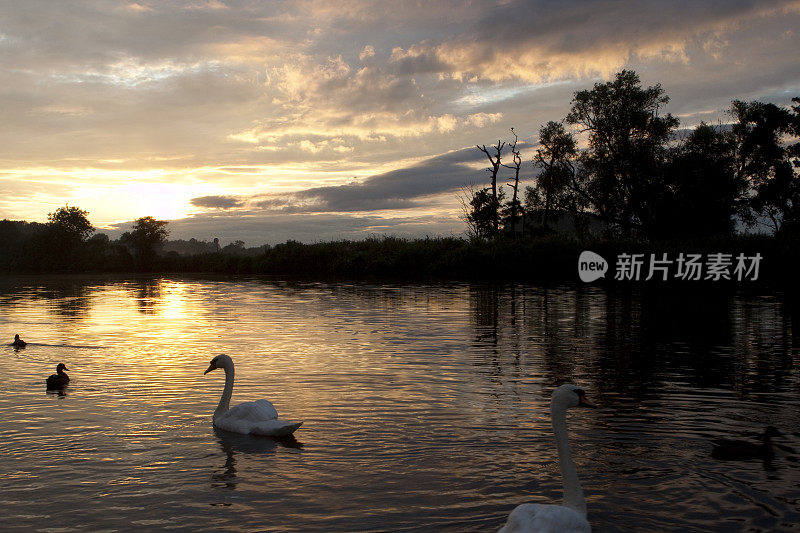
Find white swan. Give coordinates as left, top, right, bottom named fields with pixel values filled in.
left=499, top=384, right=595, bottom=533
left=204, top=353, right=302, bottom=437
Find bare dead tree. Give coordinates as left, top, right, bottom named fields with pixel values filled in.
left=502, top=128, right=523, bottom=235
left=477, top=140, right=506, bottom=235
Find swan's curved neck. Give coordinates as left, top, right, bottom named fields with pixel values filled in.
left=551, top=402, right=586, bottom=515
left=215, top=360, right=235, bottom=419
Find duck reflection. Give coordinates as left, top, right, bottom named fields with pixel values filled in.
left=45, top=387, right=68, bottom=398
left=711, top=426, right=796, bottom=471
left=211, top=427, right=303, bottom=490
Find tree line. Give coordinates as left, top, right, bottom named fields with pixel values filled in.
left=464, top=70, right=800, bottom=240
left=1, top=204, right=796, bottom=284
left=0, top=208, right=169, bottom=272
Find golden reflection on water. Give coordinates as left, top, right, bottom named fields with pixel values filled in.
left=0, top=277, right=797, bottom=532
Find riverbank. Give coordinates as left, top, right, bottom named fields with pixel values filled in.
left=3, top=233, right=797, bottom=288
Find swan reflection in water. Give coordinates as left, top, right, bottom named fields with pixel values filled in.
left=211, top=427, right=303, bottom=490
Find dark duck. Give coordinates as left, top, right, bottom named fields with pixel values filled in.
left=12, top=334, right=26, bottom=347
left=46, top=363, right=70, bottom=389
left=712, top=426, right=782, bottom=461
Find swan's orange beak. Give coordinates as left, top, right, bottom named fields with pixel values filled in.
left=204, top=362, right=217, bottom=374
left=578, top=393, right=596, bottom=408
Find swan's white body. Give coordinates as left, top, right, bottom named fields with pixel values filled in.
left=205, top=354, right=302, bottom=437
left=499, top=384, right=593, bottom=533
left=500, top=503, right=589, bottom=533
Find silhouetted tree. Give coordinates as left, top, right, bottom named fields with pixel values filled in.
left=656, top=123, right=745, bottom=239
left=47, top=205, right=94, bottom=242
left=730, top=99, right=799, bottom=233
left=462, top=185, right=505, bottom=239
left=120, top=216, right=169, bottom=270
left=44, top=205, right=94, bottom=269
left=222, top=240, right=246, bottom=255
left=528, top=121, right=580, bottom=232
left=566, top=70, right=679, bottom=237
left=476, top=140, right=506, bottom=235
left=786, top=97, right=800, bottom=234
left=0, top=219, right=46, bottom=269
left=502, top=128, right=524, bottom=234
left=461, top=71, right=799, bottom=242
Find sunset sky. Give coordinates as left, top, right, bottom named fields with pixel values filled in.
left=1, top=0, right=799, bottom=245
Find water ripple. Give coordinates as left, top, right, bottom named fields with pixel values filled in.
left=0, top=277, right=797, bottom=531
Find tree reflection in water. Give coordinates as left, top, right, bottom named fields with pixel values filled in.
left=468, top=283, right=796, bottom=397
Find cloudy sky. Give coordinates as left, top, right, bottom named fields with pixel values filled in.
left=1, top=0, right=799, bottom=244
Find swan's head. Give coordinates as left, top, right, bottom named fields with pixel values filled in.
left=552, top=384, right=596, bottom=410
left=204, top=353, right=232, bottom=374
left=56, top=363, right=69, bottom=373
left=14, top=334, right=20, bottom=340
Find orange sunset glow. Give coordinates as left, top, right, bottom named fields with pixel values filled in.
left=1, top=1, right=799, bottom=244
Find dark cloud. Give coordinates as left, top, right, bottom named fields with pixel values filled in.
left=396, top=0, right=799, bottom=82
left=190, top=195, right=243, bottom=209
left=251, top=147, right=495, bottom=213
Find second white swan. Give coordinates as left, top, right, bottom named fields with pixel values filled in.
left=498, top=383, right=595, bottom=533
left=204, top=353, right=302, bottom=437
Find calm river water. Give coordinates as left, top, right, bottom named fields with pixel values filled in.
left=0, top=276, right=798, bottom=532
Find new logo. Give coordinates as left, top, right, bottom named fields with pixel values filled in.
left=578, top=251, right=608, bottom=282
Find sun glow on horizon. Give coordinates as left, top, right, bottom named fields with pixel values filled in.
left=0, top=154, right=450, bottom=230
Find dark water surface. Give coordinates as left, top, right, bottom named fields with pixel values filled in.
left=0, top=276, right=798, bottom=532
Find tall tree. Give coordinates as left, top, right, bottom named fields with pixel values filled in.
left=657, top=123, right=745, bottom=239
left=786, top=97, right=800, bottom=234
left=566, top=70, right=679, bottom=237
left=502, top=129, right=523, bottom=235
left=730, top=99, right=799, bottom=233
left=528, top=121, right=580, bottom=232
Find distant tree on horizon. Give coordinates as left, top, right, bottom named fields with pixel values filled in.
left=120, top=216, right=170, bottom=270
left=44, top=205, right=95, bottom=269
left=47, top=204, right=94, bottom=242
